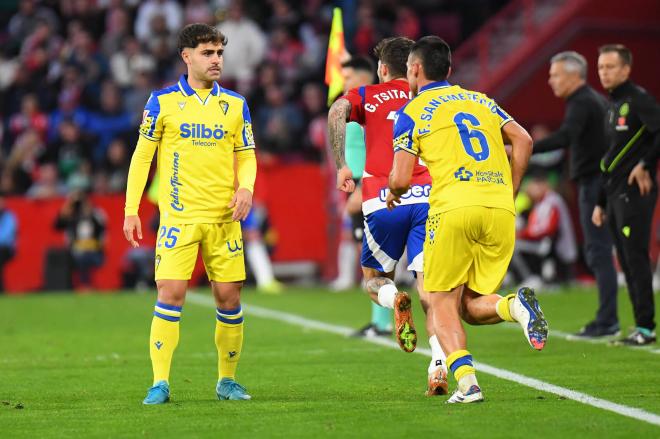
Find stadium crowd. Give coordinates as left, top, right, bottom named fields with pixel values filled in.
left=0, top=0, right=508, bottom=197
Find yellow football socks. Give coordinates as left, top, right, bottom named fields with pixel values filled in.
left=215, top=306, right=244, bottom=380
left=447, top=349, right=477, bottom=392
left=496, top=293, right=516, bottom=322
left=150, top=301, right=182, bottom=384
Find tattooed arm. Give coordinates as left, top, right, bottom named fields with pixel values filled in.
left=328, top=98, right=355, bottom=192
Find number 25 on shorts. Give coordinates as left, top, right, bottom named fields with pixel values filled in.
left=157, top=226, right=181, bottom=249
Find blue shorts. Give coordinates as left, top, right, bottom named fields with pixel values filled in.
left=241, top=208, right=260, bottom=232
left=361, top=203, right=428, bottom=273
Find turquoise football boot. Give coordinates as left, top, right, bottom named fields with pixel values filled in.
left=143, top=380, right=170, bottom=405
left=216, top=378, right=251, bottom=400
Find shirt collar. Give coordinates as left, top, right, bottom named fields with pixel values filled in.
left=419, top=80, right=451, bottom=93
left=567, top=84, right=588, bottom=101
left=178, top=75, right=221, bottom=97
left=610, top=80, right=633, bottom=100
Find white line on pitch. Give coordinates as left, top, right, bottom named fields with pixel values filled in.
left=186, top=292, right=660, bottom=427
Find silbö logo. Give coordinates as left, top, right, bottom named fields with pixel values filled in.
left=180, top=123, right=224, bottom=147
left=170, top=152, right=184, bottom=211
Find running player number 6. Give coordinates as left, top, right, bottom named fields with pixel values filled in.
left=453, top=112, right=490, bottom=161
left=157, top=226, right=181, bottom=249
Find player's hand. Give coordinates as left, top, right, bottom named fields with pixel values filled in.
left=386, top=191, right=401, bottom=211
left=336, top=165, right=355, bottom=193
left=229, top=187, right=253, bottom=221
left=628, top=163, right=653, bottom=196
left=592, top=205, right=606, bottom=227
left=123, top=215, right=143, bottom=248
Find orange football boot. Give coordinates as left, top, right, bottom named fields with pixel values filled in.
left=394, top=291, right=417, bottom=352
left=425, top=367, right=449, bottom=396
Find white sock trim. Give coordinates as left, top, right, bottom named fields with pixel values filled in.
left=377, top=284, right=397, bottom=309
left=428, top=335, right=447, bottom=374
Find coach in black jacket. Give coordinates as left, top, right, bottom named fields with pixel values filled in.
left=592, top=44, right=660, bottom=346
left=534, top=51, right=619, bottom=338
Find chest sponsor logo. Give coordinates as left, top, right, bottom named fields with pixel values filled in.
left=180, top=123, right=225, bottom=146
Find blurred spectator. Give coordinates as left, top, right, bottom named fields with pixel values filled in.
left=60, top=29, right=108, bottom=88
left=123, top=71, right=155, bottom=124
left=8, top=0, right=60, bottom=46
left=255, top=85, right=304, bottom=156
left=110, top=36, right=156, bottom=88
left=9, top=94, right=49, bottom=144
left=54, top=191, right=106, bottom=290
left=248, top=62, right=282, bottom=112
left=145, top=14, right=178, bottom=55
left=27, top=162, right=66, bottom=199
left=353, top=4, right=384, bottom=56
left=84, top=81, right=133, bottom=164
left=4, top=130, right=44, bottom=195
left=184, top=0, right=215, bottom=25
left=97, top=138, right=130, bottom=193
left=394, top=6, right=421, bottom=40
left=134, top=0, right=183, bottom=43
left=217, top=0, right=267, bottom=94
left=0, top=194, right=18, bottom=292
left=45, top=118, right=93, bottom=185
left=510, top=174, right=577, bottom=288
left=300, top=82, right=327, bottom=161
left=0, top=47, right=20, bottom=92
left=59, top=0, right=105, bottom=38
left=265, top=25, right=304, bottom=83
left=101, top=7, right=133, bottom=57
left=267, top=0, right=300, bottom=31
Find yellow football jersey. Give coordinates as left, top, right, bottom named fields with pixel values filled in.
left=393, top=80, right=514, bottom=215
left=128, top=75, right=255, bottom=224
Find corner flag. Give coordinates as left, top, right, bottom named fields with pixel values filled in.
left=325, top=7, right=345, bottom=106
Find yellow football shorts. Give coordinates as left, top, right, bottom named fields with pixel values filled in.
left=154, top=222, right=246, bottom=282
left=423, top=206, right=515, bottom=294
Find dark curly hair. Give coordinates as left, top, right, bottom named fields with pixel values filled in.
left=177, top=23, right=228, bottom=53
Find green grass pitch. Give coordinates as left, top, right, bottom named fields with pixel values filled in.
left=1, top=286, right=658, bottom=438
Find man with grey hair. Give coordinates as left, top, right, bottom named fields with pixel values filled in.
left=533, top=50, right=619, bottom=338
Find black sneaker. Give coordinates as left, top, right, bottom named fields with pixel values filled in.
left=573, top=321, right=620, bottom=338
left=612, top=328, right=657, bottom=346
left=352, top=323, right=392, bottom=338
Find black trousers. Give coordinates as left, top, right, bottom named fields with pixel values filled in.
left=606, top=184, right=657, bottom=331
left=578, top=175, right=619, bottom=327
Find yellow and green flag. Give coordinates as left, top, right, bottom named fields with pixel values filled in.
left=325, top=7, right=345, bottom=106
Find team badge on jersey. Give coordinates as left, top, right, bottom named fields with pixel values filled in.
left=219, top=100, right=229, bottom=115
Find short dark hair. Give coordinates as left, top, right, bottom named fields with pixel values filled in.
left=373, top=37, right=414, bottom=78
left=599, top=44, right=632, bottom=66
left=177, top=23, right=228, bottom=53
left=410, top=36, right=451, bottom=81
left=341, top=56, right=375, bottom=75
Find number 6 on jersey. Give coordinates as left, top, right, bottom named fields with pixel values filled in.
left=453, top=112, right=490, bottom=162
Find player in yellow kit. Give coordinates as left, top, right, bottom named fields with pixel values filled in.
left=123, top=24, right=256, bottom=404
left=387, top=36, right=548, bottom=403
